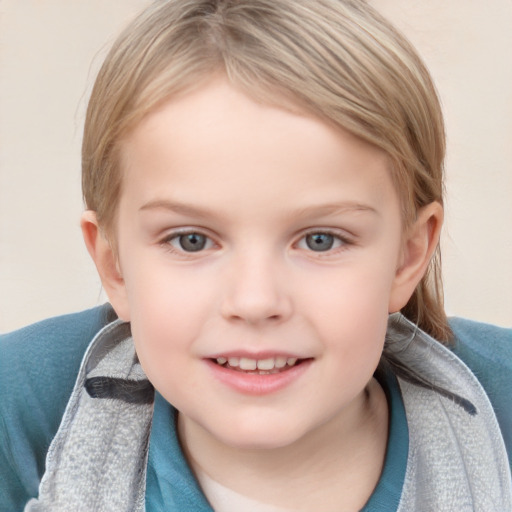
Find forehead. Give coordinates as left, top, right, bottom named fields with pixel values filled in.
left=118, top=78, right=398, bottom=221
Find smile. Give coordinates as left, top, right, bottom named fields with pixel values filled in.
left=206, top=356, right=312, bottom=395
left=214, top=356, right=301, bottom=374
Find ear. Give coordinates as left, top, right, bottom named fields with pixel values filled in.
left=388, top=202, right=443, bottom=313
left=81, top=211, right=131, bottom=321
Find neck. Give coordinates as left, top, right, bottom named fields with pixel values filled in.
left=178, top=377, right=389, bottom=512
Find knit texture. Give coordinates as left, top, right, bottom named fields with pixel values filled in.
left=386, top=315, right=512, bottom=511
left=25, top=321, right=153, bottom=512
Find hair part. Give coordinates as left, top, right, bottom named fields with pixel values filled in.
left=82, top=0, right=452, bottom=342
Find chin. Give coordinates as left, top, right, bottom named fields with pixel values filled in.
left=211, top=419, right=308, bottom=451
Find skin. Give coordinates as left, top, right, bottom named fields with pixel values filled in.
left=82, top=78, right=442, bottom=511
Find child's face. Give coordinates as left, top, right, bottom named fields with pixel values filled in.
left=110, top=78, right=408, bottom=449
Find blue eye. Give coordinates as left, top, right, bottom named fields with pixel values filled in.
left=305, top=233, right=334, bottom=251
left=298, top=232, right=346, bottom=252
left=169, top=232, right=211, bottom=252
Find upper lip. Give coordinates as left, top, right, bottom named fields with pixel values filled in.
left=206, top=350, right=307, bottom=360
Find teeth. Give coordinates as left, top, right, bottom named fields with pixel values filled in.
left=239, top=358, right=257, bottom=370
left=275, top=357, right=287, bottom=368
left=257, top=358, right=274, bottom=370
left=216, top=356, right=301, bottom=371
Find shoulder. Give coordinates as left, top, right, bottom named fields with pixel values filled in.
left=448, top=317, right=512, bottom=462
left=0, top=304, right=116, bottom=509
left=449, top=317, right=512, bottom=385
left=1, top=304, right=117, bottom=395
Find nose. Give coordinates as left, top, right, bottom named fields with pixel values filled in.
left=220, top=250, right=293, bottom=326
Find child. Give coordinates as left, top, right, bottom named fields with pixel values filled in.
left=1, top=1, right=511, bottom=510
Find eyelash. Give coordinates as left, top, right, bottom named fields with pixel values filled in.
left=160, top=229, right=216, bottom=256
left=159, top=228, right=354, bottom=257
left=295, top=230, right=353, bottom=255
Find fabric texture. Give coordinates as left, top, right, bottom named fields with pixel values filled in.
left=1, top=306, right=511, bottom=511
left=385, top=316, right=512, bottom=511
left=24, top=321, right=153, bottom=511
left=0, top=305, right=117, bottom=509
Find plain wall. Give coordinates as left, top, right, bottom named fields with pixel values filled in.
left=1, top=0, right=511, bottom=332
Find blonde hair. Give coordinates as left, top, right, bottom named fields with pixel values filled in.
left=82, top=0, right=452, bottom=341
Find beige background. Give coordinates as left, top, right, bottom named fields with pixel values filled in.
left=1, top=1, right=511, bottom=332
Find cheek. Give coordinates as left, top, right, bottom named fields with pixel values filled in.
left=129, top=302, right=196, bottom=403
left=122, top=261, right=218, bottom=384
left=298, top=254, right=397, bottom=363
left=123, top=249, right=215, bottom=324
left=314, top=282, right=389, bottom=400
left=302, top=255, right=397, bottom=322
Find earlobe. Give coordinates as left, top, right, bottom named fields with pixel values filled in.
left=80, top=211, right=131, bottom=321
left=388, top=202, right=443, bottom=313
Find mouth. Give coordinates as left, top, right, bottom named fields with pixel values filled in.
left=211, top=356, right=309, bottom=375
left=206, top=354, right=313, bottom=395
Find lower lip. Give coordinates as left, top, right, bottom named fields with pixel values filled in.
left=205, top=359, right=312, bottom=395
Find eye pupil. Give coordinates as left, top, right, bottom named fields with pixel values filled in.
left=306, top=233, right=334, bottom=251
left=179, top=233, right=206, bottom=252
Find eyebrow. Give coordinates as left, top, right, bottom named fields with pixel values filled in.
left=139, top=199, right=379, bottom=219
left=294, top=202, right=379, bottom=218
left=139, top=199, right=218, bottom=219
